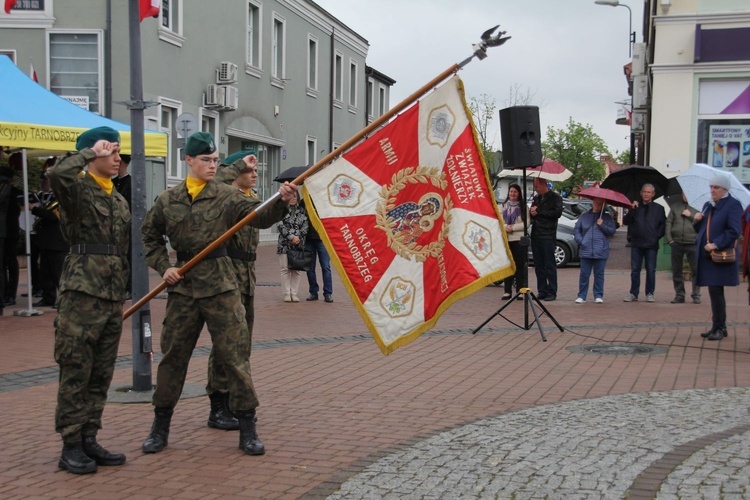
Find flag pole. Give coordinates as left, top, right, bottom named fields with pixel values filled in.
left=124, top=26, right=510, bottom=319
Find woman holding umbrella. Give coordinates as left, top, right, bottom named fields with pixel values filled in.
left=693, top=174, right=743, bottom=341
left=573, top=196, right=617, bottom=303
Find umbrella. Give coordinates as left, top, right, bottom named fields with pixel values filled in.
left=273, top=165, right=309, bottom=183
left=677, top=163, right=750, bottom=211
left=523, top=158, right=572, bottom=182
left=600, top=165, right=669, bottom=201
left=577, top=186, right=633, bottom=209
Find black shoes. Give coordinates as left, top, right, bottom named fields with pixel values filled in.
left=701, top=328, right=728, bottom=340
left=82, top=436, right=126, bottom=466
left=207, top=392, right=239, bottom=430
left=33, top=300, right=56, bottom=307
left=671, top=297, right=685, bottom=304
left=142, top=407, right=173, bottom=453
left=324, top=294, right=333, bottom=303
left=306, top=293, right=318, bottom=301
left=542, top=295, right=556, bottom=302
left=59, top=443, right=97, bottom=474
left=237, top=410, right=265, bottom=456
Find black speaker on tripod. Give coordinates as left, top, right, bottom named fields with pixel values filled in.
left=499, top=106, right=542, bottom=170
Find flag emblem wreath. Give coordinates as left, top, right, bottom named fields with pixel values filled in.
left=304, top=76, right=514, bottom=354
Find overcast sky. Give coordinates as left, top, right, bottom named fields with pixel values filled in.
left=315, top=0, right=644, bottom=157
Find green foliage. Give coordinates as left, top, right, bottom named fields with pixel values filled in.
left=613, top=149, right=630, bottom=166
left=542, top=118, right=611, bottom=195
left=468, top=94, right=499, bottom=177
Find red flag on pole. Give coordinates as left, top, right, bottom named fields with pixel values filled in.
left=29, top=62, right=38, bottom=83
left=4, top=0, right=16, bottom=14
left=304, top=76, right=514, bottom=355
left=139, top=0, right=159, bottom=21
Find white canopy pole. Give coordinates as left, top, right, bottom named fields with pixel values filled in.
left=14, top=148, right=42, bottom=317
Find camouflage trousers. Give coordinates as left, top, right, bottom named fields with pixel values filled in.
left=153, top=289, right=258, bottom=412
left=206, top=293, right=254, bottom=394
left=54, top=290, right=123, bottom=445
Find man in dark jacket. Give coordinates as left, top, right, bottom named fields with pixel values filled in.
left=530, top=177, right=563, bottom=301
left=623, top=183, right=666, bottom=302
left=31, top=195, right=69, bottom=307
left=666, top=193, right=700, bottom=304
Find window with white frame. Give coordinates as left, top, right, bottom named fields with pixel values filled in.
left=367, top=78, right=374, bottom=118
left=271, top=15, right=286, bottom=81
left=378, top=85, right=386, bottom=116
left=246, top=1, right=261, bottom=73
left=200, top=109, right=219, bottom=142
left=333, top=51, right=343, bottom=103
left=159, top=0, right=184, bottom=47
left=306, top=136, right=317, bottom=166
left=159, top=99, right=182, bottom=180
left=48, top=31, right=103, bottom=114
left=349, top=59, right=358, bottom=109
left=307, top=35, right=318, bottom=92
left=0, top=0, right=54, bottom=28
left=0, top=50, right=16, bottom=63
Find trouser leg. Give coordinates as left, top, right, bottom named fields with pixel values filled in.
left=153, top=292, right=204, bottom=409
left=685, top=245, right=700, bottom=299
left=629, top=247, right=643, bottom=296
left=305, top=241, right=319, bottom=295
left=671, top=244, right=685, bottom=298
left=708, top=286, right=726, bottom=330
left=592, top=259, right=607, bottom=299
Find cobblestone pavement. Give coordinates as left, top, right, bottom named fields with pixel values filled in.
left=326, top=388, right=750, bottom=499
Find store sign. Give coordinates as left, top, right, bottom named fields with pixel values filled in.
left=7, top=0, right=45, bottom=11
left=709, top=124, right=750, bottom=183
left=60, top=95, right=89, bottom=110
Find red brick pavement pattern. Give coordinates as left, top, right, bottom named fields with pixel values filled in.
left=0, top=235, right=749, bottom=498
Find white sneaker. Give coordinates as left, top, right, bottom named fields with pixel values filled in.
left=595, top=298, right=604, bottom=304
left=575, top=298, right=585, bottom=304
left=646, top=294, right=655, bottom=302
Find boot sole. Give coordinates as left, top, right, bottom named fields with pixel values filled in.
left=58, top=460, right=97, bottom=474
left=208, top=420, right=239, bottom=431
left=90, top=456, right=126, bottom=466
left=240, top=446, right=265, bottom=456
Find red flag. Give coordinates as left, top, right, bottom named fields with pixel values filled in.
left=29, top=62, right=38, bottom=83
left=4, top=0, right=16, bottom=14
left=139, top=0, right=159, bottom=21
left=304, top=76, right=514, bottom=355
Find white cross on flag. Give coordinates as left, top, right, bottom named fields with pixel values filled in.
left=304, top=76, right=514, bottom=355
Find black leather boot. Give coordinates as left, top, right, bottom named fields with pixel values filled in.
left=59, top=443, right=97, bottom=474
left=237, top=410, right=265, bottom=456
left=82, top=436, right=126, bottom=465
left=707, top=327, right=727, bottom=341
left=207, top=392, right=239, bottom=430
left=142, top=407, right=173, bottom=454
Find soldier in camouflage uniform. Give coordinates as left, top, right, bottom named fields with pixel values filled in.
left=141, top=132, right=295, bottom=456
left=48, top=126, right=131, bottom=474
left=204, top=150, right=279, bottom=431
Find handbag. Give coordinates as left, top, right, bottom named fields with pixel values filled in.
left=287, top=246, right=314, bottom=271
left=707, top=212, right=736, bottom=263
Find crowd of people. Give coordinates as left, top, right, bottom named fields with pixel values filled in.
left=3, top=127, right=748, bottom=475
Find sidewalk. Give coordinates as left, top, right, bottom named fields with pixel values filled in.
left=1, top=231, right=749, bottom=499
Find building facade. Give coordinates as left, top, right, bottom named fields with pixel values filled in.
left=645, top=0, right=750, bottom=183
left=0, top=0, right=395, bottom=207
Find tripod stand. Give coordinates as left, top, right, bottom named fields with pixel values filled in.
left=472, top=166, right=564, bottom=341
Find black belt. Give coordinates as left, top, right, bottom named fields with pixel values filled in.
left=176, top=247, right=228, bottom=261
left=227, top=248, right=256, bottom=261
left=69, top=244, right=121, bottom=255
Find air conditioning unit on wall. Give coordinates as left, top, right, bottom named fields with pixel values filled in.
left=205, top=84, right=223, bottom=107
left=222, top=85, right=238, bottom=111
left=217, top=61, right=238, bottom=84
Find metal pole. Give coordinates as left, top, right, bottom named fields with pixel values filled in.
left=126, top=0, right=152, bottom=391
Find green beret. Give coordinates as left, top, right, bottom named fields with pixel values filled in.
left=184, top=132, right=216, bottom=157
left=222, top=149, right=256, bottom=166
left=76, top=126, right=120, bottom=151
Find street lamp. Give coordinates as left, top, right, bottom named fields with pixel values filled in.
left=595, top=0, right=637, bottom=164
left=594, top=0, right=635, bottom=57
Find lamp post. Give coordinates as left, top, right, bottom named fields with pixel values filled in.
left=594, top=0, right=635, bottom=57
left=595, top=0, right=637, bottom=164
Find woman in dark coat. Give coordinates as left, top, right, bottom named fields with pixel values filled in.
left=693, top=175, right=743, bottom=340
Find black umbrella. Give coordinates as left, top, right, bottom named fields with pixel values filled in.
left=273, top=165, right=309, bottom=183
left=600, top=165, right=669, bottom=202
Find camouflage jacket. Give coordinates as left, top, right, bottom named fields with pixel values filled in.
left=46, top=149, right=131, bottom=301
left=216, top=160, right=285, bottom=296
left=143, top=162, right=286, bottom=299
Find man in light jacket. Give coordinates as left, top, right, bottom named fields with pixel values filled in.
left=665, top=193, right=700, bottom=304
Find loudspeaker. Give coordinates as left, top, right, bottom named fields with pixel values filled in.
left=499, top=106, right=542, bottom=169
